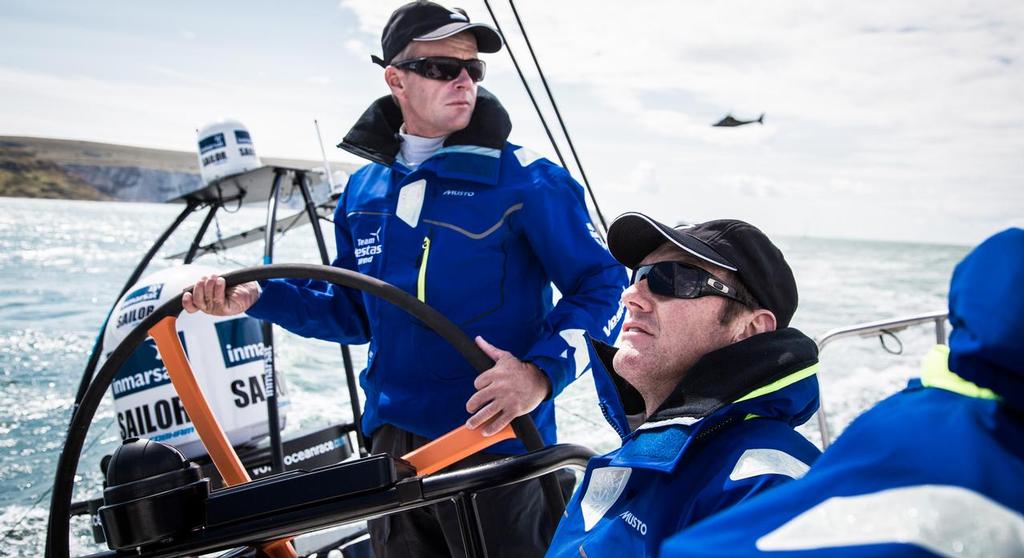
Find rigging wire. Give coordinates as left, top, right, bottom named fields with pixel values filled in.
left=503, top=0, right=609, bottom=234
left=481, top=0, right=568, bottom=172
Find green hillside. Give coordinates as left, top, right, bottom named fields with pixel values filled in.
left=0, top=136, right=358, bottom=201
left=0, top=139, right=110, bottom=200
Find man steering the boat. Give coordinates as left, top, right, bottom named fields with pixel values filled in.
left=545, top=213, right=822, bottom=558
left=183, top=2, right=627, bottom=557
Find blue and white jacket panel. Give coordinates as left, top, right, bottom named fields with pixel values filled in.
left=546, top=328, right=822, bottom=558
left=660, top=344, right=1024, bottom=558
left=247, top=90, right=628, bottom=452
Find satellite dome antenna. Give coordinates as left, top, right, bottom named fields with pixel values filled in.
left=196, top=119, right=262, bottom=187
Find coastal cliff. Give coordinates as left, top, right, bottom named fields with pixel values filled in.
left=0, top=136, right=356, bottom=202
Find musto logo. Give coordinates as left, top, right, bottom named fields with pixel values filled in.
left=215, top=317, right=266, bottom=368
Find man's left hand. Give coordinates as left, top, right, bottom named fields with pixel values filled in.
left=465, top=336, right=551, bottom=437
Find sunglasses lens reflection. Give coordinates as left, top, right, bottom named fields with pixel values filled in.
left=405, top=58, right=486, bottom=82
left=634, top=263, right=702, bottom=298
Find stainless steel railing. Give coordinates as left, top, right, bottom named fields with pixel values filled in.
left=814, top=310, right=948, bottom=448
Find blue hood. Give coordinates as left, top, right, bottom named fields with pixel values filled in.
left=948, top=227, right=1024, bottom=411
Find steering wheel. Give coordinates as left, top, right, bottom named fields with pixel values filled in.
left=46, top=264, right=564, bottom=558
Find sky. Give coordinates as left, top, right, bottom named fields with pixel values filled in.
left=1, top=0, right=1022, bottom=245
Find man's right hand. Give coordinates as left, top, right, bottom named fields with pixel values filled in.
left=182, top=275, right=260, bottom=316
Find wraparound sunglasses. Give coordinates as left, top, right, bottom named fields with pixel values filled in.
left=392, top=56, right=486, bottom=82
left=632, top=261, right=750, bottom=305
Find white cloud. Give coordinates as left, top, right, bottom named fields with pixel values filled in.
left=343, top=38, right=366, bottom=57
left=0, top=65, right=368, bottom=164
left=625, top=161, right=658, bottom=193
left=718, top=174, right=783, bottom=199
left=338, top=0, right=399, bottom=34
left=827, top=178, right=871, bottom=196
left=2, top=1, right=1021, bottom=244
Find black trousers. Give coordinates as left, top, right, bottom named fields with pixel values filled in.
left=367, top=424, right=568, bottom=558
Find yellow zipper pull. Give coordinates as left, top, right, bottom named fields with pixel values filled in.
left=417, top=236, right=431, bottom=302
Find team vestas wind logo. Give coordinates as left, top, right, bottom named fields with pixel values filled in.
left=215, top=317, right=267, bottom=368
left=355, top=226, right=384, bottom=266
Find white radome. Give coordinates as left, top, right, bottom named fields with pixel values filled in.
left=196, top=119, right=263, bottom=187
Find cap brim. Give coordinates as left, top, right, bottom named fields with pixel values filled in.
left=413, top=22, right=503, bottom=53
left=607, top=212, right=738, bottom=271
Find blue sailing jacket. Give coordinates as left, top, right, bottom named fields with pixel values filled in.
left=660, top=347, right=1024, bottom=558
left=661, top=228, right=1024, bottom=558
left=247, top=90, right=627, bottom=453
left=546, top=328, right=822, bottom=558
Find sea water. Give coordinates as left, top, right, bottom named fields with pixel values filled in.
left=0, top=197, right=971, bottom=555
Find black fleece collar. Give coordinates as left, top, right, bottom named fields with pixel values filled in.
left=336, top=87, right=512, bottom=167
left=594, top=328, right=819, bottom=423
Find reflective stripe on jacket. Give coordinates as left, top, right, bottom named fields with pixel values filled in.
left=661, top=344, right=1024, bottom=557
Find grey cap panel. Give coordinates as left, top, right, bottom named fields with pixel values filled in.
left=413, top=22, right=503, bottom=52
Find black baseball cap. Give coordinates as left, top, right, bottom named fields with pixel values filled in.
left=608, top=212, right=799, bottom=328
left=371, top=1, right=503, bottom=68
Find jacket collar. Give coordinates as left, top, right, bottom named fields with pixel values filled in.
left=590, top=328, right=820, bottom=472
left=647, top=327, right=819, bottom=426
left=920, top=344, right=1000, bottom=401
left=336, top=87, right=512, bottom=185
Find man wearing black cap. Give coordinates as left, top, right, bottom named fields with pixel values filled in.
left=184, top=2, right=627, bottom=557
left=659, top=227, right=1024, bottom=558
left=545, top=213, right=822, bottom=558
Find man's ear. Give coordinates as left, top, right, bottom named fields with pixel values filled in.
left=734, top=309, right=777, bottom=342
left=384, top=66, right=404, bottom=97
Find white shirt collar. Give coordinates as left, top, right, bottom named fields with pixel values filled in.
left=397, top=126, right=448, bottom=168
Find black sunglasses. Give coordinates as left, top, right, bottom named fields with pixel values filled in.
left=392, top=56, right=486, bottom=82
left=632, top=261, right=750, bottom=305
